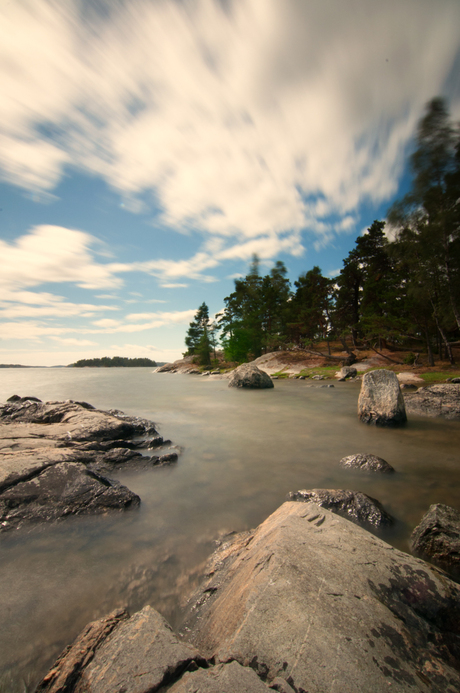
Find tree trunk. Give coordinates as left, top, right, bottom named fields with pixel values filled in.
left=424, top=326, right=435, bottom=366
left=431, top=303, right=455, bottom=364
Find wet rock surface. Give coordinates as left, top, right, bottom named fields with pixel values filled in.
left=358, top=369, right=407, bottom=426
left=404, top=383, right=460, bottom=419
left=228, top=363, right=274, bottom=389
left=411, top=503, right=460, bottom=581
left=339, top=453, right=395, bottom=473
left=287, top=488, right=394, bottom=527
left=182, top=502, right=460, bottom=693
left=0, top=397, right=176, bottom=532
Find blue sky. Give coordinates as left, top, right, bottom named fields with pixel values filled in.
left=1, top=0, right=459, bottom=367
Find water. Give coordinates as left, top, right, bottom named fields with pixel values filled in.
left=0, top=368, right=459, bottom=691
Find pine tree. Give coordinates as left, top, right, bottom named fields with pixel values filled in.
left=184, top=303, right=212, bottom=365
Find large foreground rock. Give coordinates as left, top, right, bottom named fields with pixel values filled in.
left=287, top=488, right=394, bottom=527
left=404, top=384, right=460, bottom=419
left=228, top=363, right=274, bottom=389
left=411, top=503, right=460, bottom=581
left=183, top=501, right=460, bottom=693
left=358, top=369, right=407, bottom=426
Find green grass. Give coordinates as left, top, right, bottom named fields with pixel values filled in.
left=298, top=366, right=339, bottom=379
left=271, top=370, right=290, bottom=378
left=419, top=371, right=460, bottom=384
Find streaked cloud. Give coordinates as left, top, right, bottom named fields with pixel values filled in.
left=1, top=0, right=458, bottom=251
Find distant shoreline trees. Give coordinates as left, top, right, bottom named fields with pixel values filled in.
left=186, top=97, right=460, bottom=366
left=71, top=356, right=157, bottom=368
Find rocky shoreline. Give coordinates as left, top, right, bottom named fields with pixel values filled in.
left=35, top=501, right=460, bottom=693
left=1, top=379, right=460, bottom=692
left=0, top=396, right=178, bottom=533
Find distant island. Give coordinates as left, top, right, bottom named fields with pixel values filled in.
left=70, top=357, right=157, bottom=368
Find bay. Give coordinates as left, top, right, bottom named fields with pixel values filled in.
left=0, top=367, right=459, bottom=691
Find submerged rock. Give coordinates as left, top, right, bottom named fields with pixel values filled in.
left=183, top=501, right=460, bottom=693
left=358, top=369, right=407, bottom=426
left=410, top=503, right=460, bottom=581
left=404, top=384, right=460, bottom=419
left=339, top=453, right=395, bottom=473
left=287, top=488, right=394, bottom=527
left=228, top=363, right=274, bottom=389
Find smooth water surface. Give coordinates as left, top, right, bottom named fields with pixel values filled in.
left=0, top=368, right=459, bottom=691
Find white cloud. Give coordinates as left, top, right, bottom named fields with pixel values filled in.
left=51, top=337, right=97, bottom=346
left=0, top=0, right=458, bottom=251
left=0, top=225, right=122, bottom=291
left=160, top=283, right=189, bottom=289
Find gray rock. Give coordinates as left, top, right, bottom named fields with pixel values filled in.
left=0, top=462, right=140, bottom=530
left=183, top=501, right=460, bottom=693
left=36, top=606, right=205, bottom=693
left=287, top=488, right=394, bottom=527
left=0, top=398, right=171, bottom=531
left=337, top=366, right=357, bottom=379
left=358, top=369, right=407, bottom=426
left=168, top=661, right=272, bottom=693
left=410, top=503, right=460, bottom=581
left=228, top=363, right=274, bottom=389
left=450, top=377, right=460, bottom=383
left=339, top=453, right=395, bottom=474
left=404, top=384, right=460, bottom=419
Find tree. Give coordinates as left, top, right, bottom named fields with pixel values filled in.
left=388, top=97, right=460, bottom=362
left=184, top=302, right=212, bottom=366
left=287, top=266, right=332, bottom=345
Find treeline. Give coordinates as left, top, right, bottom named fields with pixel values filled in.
left=185, top=97, right=460, bottom=366
left=71, top=356, right=157, bottom=368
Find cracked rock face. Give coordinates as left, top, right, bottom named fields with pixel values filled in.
left=182, top=501, right=460, bottom=693
left=404, top=384, right=460, bottom=419
left=358, top=369, right=407, bottom=426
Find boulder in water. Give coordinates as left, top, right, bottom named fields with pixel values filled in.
left=410, top=503, right=460, bottom=581
left=336, top=366, right=357, bottom=380
left=339, top=453, right=395, bottom=473
left=358, top=369, right=407, bottom=426
left=228, top=363, right=274, bottom=389
left=287, top=488, right=394, bottom=527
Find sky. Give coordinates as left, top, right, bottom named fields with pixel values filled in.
left=1, top=0, right=460, bottom=367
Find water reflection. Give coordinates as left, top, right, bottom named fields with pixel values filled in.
left=0, top=369, right=459, bottom=690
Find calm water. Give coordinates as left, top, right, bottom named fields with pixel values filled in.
left=0, top=368, right=459, bottom=691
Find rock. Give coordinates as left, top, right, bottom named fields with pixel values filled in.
left=151, top=452, right=178, bottom=465
left=228, top=363, right=274, bottom=389
left=400, top=383, right=417, bottom=390
left=35, top=609, right=129, bottom=693
left=287, top=488, right=394, bottom=527
left=311, top=374, right=323, bottom=380
left=449, top=377, right=460, bottom=383
left=336, top=366, right=357, bottom=380
left=168, top=661, right=272, bottom=693
left=36, top=605, right=205, bottom=693
left=183, top=501, right=460, bottom=693
left=404, top=384, right=460, bottom=419
left=358, top=369, right=407, bottom=426
left=0, top=398, right=174, bottom=531
left=339, top=453, right=395, bottom=474
left=410, top=504, right=460, bottom=581
left=0, top=462, right=140, bottom=530
left=210, top=370, right=220, bottom=375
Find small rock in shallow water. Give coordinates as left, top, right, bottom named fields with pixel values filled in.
left=339, top=453, right=395, bottom=474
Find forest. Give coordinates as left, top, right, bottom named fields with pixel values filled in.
left=71, top=356, right=157, bottom=368
left=184, top=98, right=460, bottom=367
